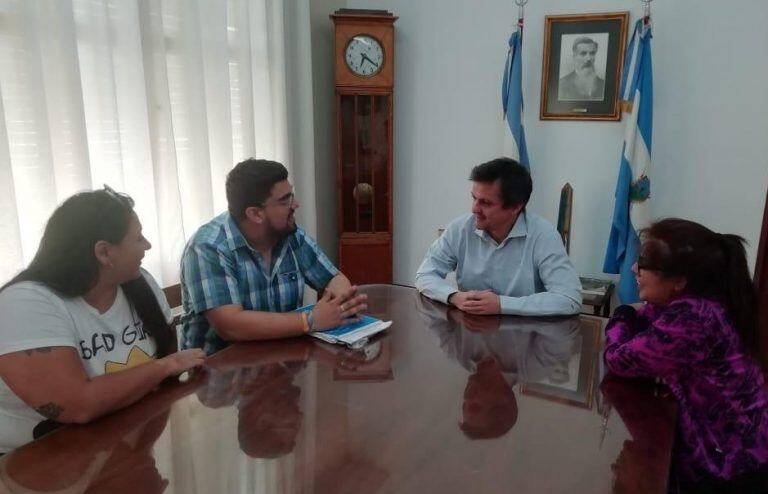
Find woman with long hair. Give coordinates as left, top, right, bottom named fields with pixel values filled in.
left=604, top=218, right=768, bottom=492
left=0, top=187, right=205, bottom=452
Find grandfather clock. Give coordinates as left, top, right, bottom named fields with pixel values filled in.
left=331, top=9, right=397, bottom=284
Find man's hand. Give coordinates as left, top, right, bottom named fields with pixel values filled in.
left=324, top=274, right=353, bottom=301
left=311, top=286, right=368, bottom=331
left=448, top=308, right=501, bottom=332
left=450, top=290, right=501, bottom=315
left=447, top=291, right=472, bottom=309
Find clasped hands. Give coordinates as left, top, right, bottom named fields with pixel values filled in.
left=448, top=289, right=501, bottom=315
left=311, top=286, right=368, bottom=331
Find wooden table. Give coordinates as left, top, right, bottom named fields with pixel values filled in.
left=0, top=285, right=676, bottom=493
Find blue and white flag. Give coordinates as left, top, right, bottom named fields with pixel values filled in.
left=502, top=21, right=530, bottom=169
left=603, top=18, right=653, bottom=303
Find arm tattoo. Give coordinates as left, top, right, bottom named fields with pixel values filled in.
left=35, top=402, right=64, bottom=420
left=24, top=347, right=54, bottom=357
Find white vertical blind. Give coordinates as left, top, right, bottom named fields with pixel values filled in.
left=0, top=0, right=316, bottom=286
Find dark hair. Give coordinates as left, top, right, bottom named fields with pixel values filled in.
left=460, top=362, right=518, bottom=440
left=469, top=157, right=532, bottom=209
left=226, top=159, right=289, bottom=220
left=238, top=363, right=301, bottom=458
left=572, top=36, right=598, bottom=52
left=1, top=189, right=175, bottom=357
left=641, top=218, right=757, bottom=353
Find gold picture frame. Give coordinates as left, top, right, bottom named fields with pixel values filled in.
left=540, top=12, right=630, bottom=121
left=520, top=316, right=604, bottom=409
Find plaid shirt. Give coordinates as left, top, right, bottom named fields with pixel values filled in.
left=180, top=212, right=338, bottom=353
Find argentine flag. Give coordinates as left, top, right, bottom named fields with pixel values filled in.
left=502, top=21, right=530, bottom=169
left=603, top=18, right=653, bottom=303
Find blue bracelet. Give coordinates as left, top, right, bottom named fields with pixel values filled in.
left=307, top=309, right=315, bottom=331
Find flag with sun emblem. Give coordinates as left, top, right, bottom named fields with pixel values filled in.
left=603, top=17, right=653, bottom=303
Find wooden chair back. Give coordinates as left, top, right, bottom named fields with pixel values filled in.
left=557, top=183, right=573, bottom=254
left=162, top=283, right=182, bottom=310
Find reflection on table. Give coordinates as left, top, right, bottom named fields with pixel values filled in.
left=417, top=296, right=584, bottom=438
left=0, top=285, right=676, bottom=494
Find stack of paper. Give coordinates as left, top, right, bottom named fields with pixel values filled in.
left=579, top=277, right=612, bottom=296
left=296, top=305, right=392, bottom=348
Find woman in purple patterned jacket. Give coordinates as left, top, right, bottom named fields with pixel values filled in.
left=604, top=218, right=768, bottom=493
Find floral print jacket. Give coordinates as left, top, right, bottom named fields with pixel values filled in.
left=605, top=297, right=768, bottom=482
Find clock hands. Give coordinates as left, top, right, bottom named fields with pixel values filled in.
left=359, top=52, right=379, bottom=69
left=363, top=54, right=379, bottom=68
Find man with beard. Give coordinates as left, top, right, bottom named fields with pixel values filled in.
left=180, top=159, right=366, bottom=354
left=415, top=157, right=581, bottom=316
left=558, top=36, right=605, bottom=101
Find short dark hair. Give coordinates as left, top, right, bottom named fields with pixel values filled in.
left=469, top=157, right=532, bottom=209
left=226, top=159, right=289, bottom=220
left=572, top=36, right=598, bottom=52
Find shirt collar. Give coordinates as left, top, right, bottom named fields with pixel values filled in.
left=223, top=212, right=294, bottom=258
left=223, top=213, right=249, bottom=251
left=473, top=212, right=528, bottom=244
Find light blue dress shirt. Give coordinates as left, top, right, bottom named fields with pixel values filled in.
left=415, top=212, right=582, bottom=316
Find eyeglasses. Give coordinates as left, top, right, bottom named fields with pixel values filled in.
left=261, top=192, right=296, bottom=208
left=636, top=254, right=665, bottom=272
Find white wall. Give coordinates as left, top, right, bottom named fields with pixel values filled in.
left=309, top=0, right=347, bottom=261
left=318, top=0, right=768, bottom=284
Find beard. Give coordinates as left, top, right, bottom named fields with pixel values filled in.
left=265, top=214, right=297, bottom=241
left=573, top=65, right=599, bottom=96
left=575, top=62, right=596, bottom=78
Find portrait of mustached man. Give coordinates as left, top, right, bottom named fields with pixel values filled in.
left=558, top=36, right=606, bottom=101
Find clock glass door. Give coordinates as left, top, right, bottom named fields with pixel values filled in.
left=339, top=93, right=391, bottom=234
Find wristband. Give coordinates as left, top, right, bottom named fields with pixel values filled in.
left=307, top=309, right=315, bottom=331
left=301, top=312, right=310, bottom=333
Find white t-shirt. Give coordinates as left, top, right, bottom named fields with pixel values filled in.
left=0, top=270, right=171, bottom=453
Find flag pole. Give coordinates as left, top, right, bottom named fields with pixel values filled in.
left=641, top=0, right=652, bottom=29
left=515, top=0, right=528, bottom=25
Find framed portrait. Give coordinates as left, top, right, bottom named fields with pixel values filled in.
left=539, top=12, right=629, bottom=121
left=520, top=317, right=604, bottom=408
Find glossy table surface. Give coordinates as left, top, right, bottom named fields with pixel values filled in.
left=0, top=285, right=677, bottom=493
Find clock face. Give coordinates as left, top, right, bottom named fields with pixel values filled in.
left=344, top=35, right=384, bottom=77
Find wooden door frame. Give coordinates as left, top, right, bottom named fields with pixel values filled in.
left=756, top=187, right=768, bottom=369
